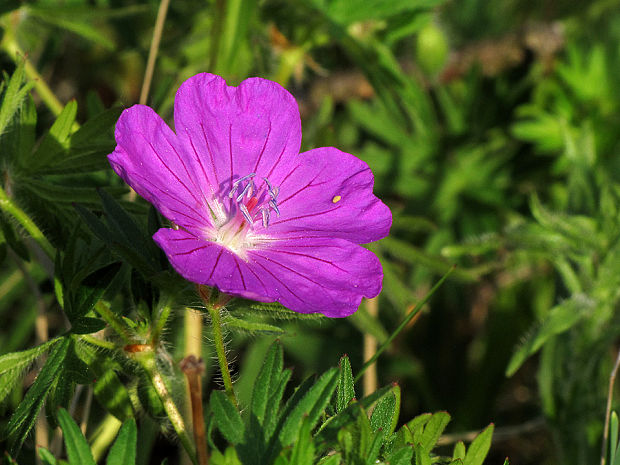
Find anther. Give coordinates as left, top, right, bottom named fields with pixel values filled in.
left=269, top=199, right=280, bottom=217
left=229, top=173, right=256, bottom=198
left=236, top=182, right=253, bottom=202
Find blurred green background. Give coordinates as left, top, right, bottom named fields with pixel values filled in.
left=3, top=0, right=620, bottom=463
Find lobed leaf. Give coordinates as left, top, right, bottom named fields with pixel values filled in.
left=106, top=418, right=137, bottom=465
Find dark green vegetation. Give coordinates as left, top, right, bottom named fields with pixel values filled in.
left=2, top=0, right=620, bottom=464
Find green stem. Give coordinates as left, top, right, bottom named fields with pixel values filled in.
left=0, top=26, right=64, bottom=117
left=354, top=266, right=455, bottom=384
left=136, top=350, right=197, bottom=465
left=207, top=304, right=237, bottom=408
left=0, top=184, right=54, bottom=259
left=94, top=301, right=133, bottom=344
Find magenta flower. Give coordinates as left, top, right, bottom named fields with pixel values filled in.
left=108, top=73, right=391, bottom=317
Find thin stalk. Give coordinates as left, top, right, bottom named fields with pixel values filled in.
left=139, top=0, right=171, bottom=105
left=0, top=184, right=54, bottom=259
left=80, top=334, right=117, bottom=351
left=136, top=350, right=197, bottom=464
left=207, top=305, right=237, bottom=408
left=601, top=347, right=620, bottom=465
left=0, top=27, right=64, bottom=116
left=181, top=356, right=209, bottom=465
left=354, top=266, right=455, bottom=384
left=363, top=297, right=379, bottom=397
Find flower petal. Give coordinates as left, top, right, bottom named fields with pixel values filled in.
left=153, top=228, right=277, bottom=302
left=267, top=147, right=392, bottom=244
left=249, top=237, right=383, bottom=317
left=108, top=105, right=213, bottom=233
left=173, top=73, right=302, bottom=195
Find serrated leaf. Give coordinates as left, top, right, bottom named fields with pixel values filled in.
left=211, top=390, right=245, bottom=445
left=463, top=424, right=494, bottom=465
left=251, top=341, right=284, bottom=426
left=370, top=387, right=397, bottom=434
left=278, top=367, right=338, bottom=446
left=224, top=314, right=285, bottom=335
left=0, top=62, right=34, bottom=136
left=315, top=384, right=393, bottom=443
left=337, top=355, right=355, bottom=413
left=57, top=408, right=96, bottom=465
left=0, top=338, right=61, bottom=403
left=418, top=412, right=450, bottom=452
left=6, top=337, right=71, bottom=454
left=106, top=418, right=137, bottom=465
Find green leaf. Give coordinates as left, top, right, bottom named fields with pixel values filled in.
left=67, top=262, right=122, bottom=322
left=385, top=446, right=414, bottom=465
left=337, top=355, right=355, bottom=413
left=6, top=337, right=71, bottom=454
left=224, top=314, right=285, bottom=335
left=288, top=417, right=315, bottom=465
left=37, top=447, right=58, bottom=465
left=57, top=408, right=96, bottom=465
left=211, top=390, right=245, bottom=445
left=106, top=418, right=137, bottom=465
left=28, top=100, right=77, bottom=172
left=0, top=338, right=60, bottom=403
left=278, top=367, right=339, bottom=446
left=463, top=424, right=494, bottom=465
left=315, top=384, right=394, bottom=443
left=452, top=441, right=466, bottom=460
left=70, top=317, right=107, bottom=335
left=0, top=62, right=34, bottom=136
left=251, top=341, right=284, bottom=427
left=418, top=411, right=450, bottom=452
left=27, top=6, right=116, bottom=50
left=370, top=386, right=398, bottom=434
left=505, top=295, right=592, bottom=376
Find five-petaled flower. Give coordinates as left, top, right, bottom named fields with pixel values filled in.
left=108, top=73, right=391, bottom=317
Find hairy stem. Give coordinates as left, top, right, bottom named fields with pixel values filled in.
left=95, top=301, right=133, bottom=344
left=0, top=184, right=54, bottom=259
left=207, top=305, right=237, bottom=408
left=136, top=350, right=197, bottom=464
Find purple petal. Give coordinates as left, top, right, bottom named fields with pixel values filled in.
left=153, top=228, right=277, bottom=302
left=153, top=228, right=381, bottom=317
left=173, top=73, right=302, bottom=193
left=108, top=105, right=213, bottom=233
left=267, top=147, right=392, bottom=244
left=249, top=237, right=383, bottom=317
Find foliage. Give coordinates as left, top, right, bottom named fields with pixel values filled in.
left=1, top=0, right=620, bottom=464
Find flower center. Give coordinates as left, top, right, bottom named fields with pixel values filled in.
left=206, top=173, right=280, bottom=257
